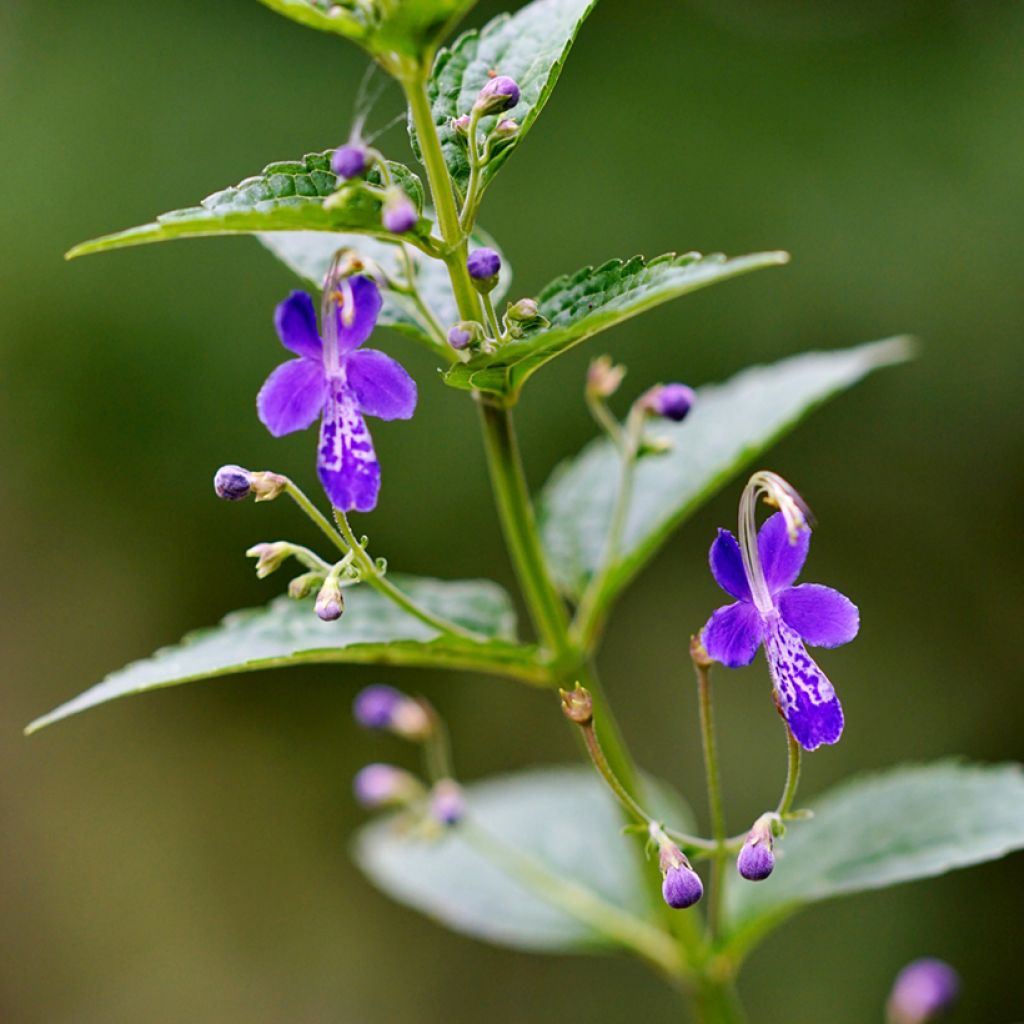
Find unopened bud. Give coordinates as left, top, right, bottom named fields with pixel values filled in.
left=639, top=382, right=696, bottom=423
left=886, top=959, right=960, bottom=1024
left=214, top=464, right=252, bottom=501
left=382, top=189, right=417, bottom=234
left=467, top=247, right=501, bottom=292
left=586, top=355, right=626, bottom=399
left=430, top=779, right=465, bottom=826
left=737, top=814, right=776, bottom=881
left=353, top=684, right=433, bottom=740
left=447, top=320, right=484, bottom=351
left=246, top=542, right=292, bottom=579
left=559, top=684, right=593, bottom=725
left=451, top=114, right=472, bottom=136
left=288, top=571, right=324, bottom=600
left=473, top=75, right=521, bottom=115
left=250, top=471, right=289, bottom=502
left=658, top=843, right=704, bottom=909
left=493, top=118, right=519, bottom=138
left=315, top=575, right=344, bottom=621
left=331, top=143, right=369, bottom=180
left=504, top=297, right=548, bottom=338
left=353, top=763, right=423, bottom=809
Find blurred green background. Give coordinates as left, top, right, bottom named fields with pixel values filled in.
left=2, top=0, right=1022, bottom=1021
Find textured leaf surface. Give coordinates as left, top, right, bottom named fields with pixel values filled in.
left=540, top=338, right=911, bottom=599
left=418, top=0, right=598, bottom=193
left=27, top=577, right=539, bottom=733
left=356, top=766, right=690, bottom=953
left=258, top=225, right=510, bottom=346
left=724, top=761, right=1024, bottom=945
left=444, top=251, right=788, bottom=396
left=66, top=155, right=429, bottom=259
left=259, top=0, right=478, bottom=60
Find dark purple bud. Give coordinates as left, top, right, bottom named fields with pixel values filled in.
left=467, top=247, right=501, bottom=291
left=430, top=779, right=465, bottom=826
left=887, top=959, right=960, bottom=1024
left=383, top=191, right=417, bottom=234
left=737, top=814, right=776, bottom=881
left=353, top=763, right=422, bottom=809
left=658, top=844, right=703, bottom=909
left=331, top=143, right=368, bottom=180
left=353, top=684, right=432, bottom=740
left=642, top=382, right=696, bottom=422
left=473, top=75, right=521, bottom=115
left=214, top=464, right=252, bottom=501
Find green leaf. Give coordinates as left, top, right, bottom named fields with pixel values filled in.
left=26, top=576, right=543, bottom=734
left=355, top=766, right=689, bottom=956
left=66, top=155, right=430, bottom=260
left=258, top=224, right=510, bottom=347
left=723, top=761, right=1024, bottom=954
left=258, top=0, right=478, bottom=61
left=417, top=0, right=598, bottom=194
left=539, top=337, right=911, bottom=600
left=443, top=251, right=789, bottom=397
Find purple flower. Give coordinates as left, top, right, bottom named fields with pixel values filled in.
left=473, top=75, right=521, bottom=115
left=887, top=959, right=960, bottom=1024
left=213, top=464, right=252, bottom=501
left=256, top=279, right=417, bottom=512
left=658, top=845, right=703, bottom=909
left=701, top=511, right=859, bottom=750
left=331, top=143, right=368, bottom=180
left=467, top=247, right=501, bottom=282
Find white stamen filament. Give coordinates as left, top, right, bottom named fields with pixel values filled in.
left=738, top=470, right=811, bottom=615
left=321, top=252, right=347, bottom=376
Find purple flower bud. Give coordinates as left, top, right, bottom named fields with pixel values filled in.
left=352, top=684, right=433, bottom=740
left=214, top=464, right=252, bottom=501
left=447, top=322, right=479, bottom=351
left=737, top=814, right=776, bottom=881
left=658, top=844, right=703, bottom=909
left=383, top=191, right=417, bottom=234
left=331, top=143, right=368, bottom=180
left=642, top=382, right=696, bottom=422
left=493, top=118, right=518, bottom=138
left=887, top=959, right=960, bottom=1024
left=315, top=575, right=344, bottom=621
left=473, top=75, right=521, bottom=115
left=430, top=779, right=465, bottom=826
left=353, top=763, right=422, bottom=809
left=467, top=247, right=501, bottom=290
left=451, top=114, right=472, bottom=135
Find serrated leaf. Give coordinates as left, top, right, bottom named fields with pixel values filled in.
left=258, top=224, right=510, bottom=347
left=416, top=0, right=598, bottom=194
left=355, top=766, right=688, bottom=957
left=539, top=338, right=911, bottom=600
left=443, top=251, right=788, bottom=397
left=26, top=576, right=543, bottom=734
left=66, top=155, right=430, bottom=260
left=259, top=0, right=478, bottom=61
left=723, top=761, right=1024, bottom=953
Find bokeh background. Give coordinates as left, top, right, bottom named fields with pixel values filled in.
left=2, top=0, right=1022, bottom=1021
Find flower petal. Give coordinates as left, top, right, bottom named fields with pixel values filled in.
left=275, top=291, right=322, bottom=359
left=778, top=584, right=859, bottom=648
left=346, top=349, right=417, bottom=421
left=317, top=379, right=381, bottom=512
left=763, top=615, right=844, bottom=750
left=758, top=511, right=810, bottom=593
left=335, top=275, right=383, bottom=352
left=702, top=602, right=764, bottom=668
left=709, top=528, right=751, bottom=601
left=257, top=358, right=327, bottom=437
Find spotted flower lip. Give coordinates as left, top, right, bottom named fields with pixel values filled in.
left=701, top=511, right=859, bottom=751
left=256, top=277, right=417, bottom=512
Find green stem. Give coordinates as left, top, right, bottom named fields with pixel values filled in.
left=695, top=655, right=727, bottom=940
left=476, top=398, right=571, bottom=656
left=776, top=729, right=802, bottom=818
left=692, top=975, right=747, bottom=1024
left=398, top=244, right=452, bottom=354
left=283, top=480, right=350, bottom=557
left=481, top=290, right=503, bottom=341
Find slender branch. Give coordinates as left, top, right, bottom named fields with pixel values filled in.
left=775, top=729, right=802, bottom=818
left=397, top=243, right=452, bottom=354
left=283, top=479, right=349, bottom=557
left=481, top=290, right=503, bottom=341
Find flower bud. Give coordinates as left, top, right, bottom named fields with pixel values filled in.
left=737, top=815, right=775, bottom=881
left=447, top=321, right=484, bottom=351
left=250, top=470, right=288, bottom=502
left=658, top=844, right=704, bottom=909
left=430, top=779, right=465, bottom=826
left=331, top=143, right=369, bottom=180
left=353, top=684, right=433, bottom=740
left=246, top=542, right=292, bottom=579
left=559, top=684, right=593, bottom=726
left=315, top=574, right=344, bottom=621
left=586, top=355, right=626, bottom=399
left=493, top=118, right=519, bottom=139
left=287, top=571, right=324, bottom=600
left=467, top=247, right=501, bottom=292
left=473, top=75, right=521, bottom=115
left=214, top=464, right=252, bottom=501
left=451, top=114, right=471, bottom=136
left=382, top=189, right=417, bottom=234
left=640, top=382, right=696, bottom=422
left=353, top=763, right=423, bottom=809
left=504, top=297, right=549, bottom=338
left=886, top=959, right=960, bottom=1024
